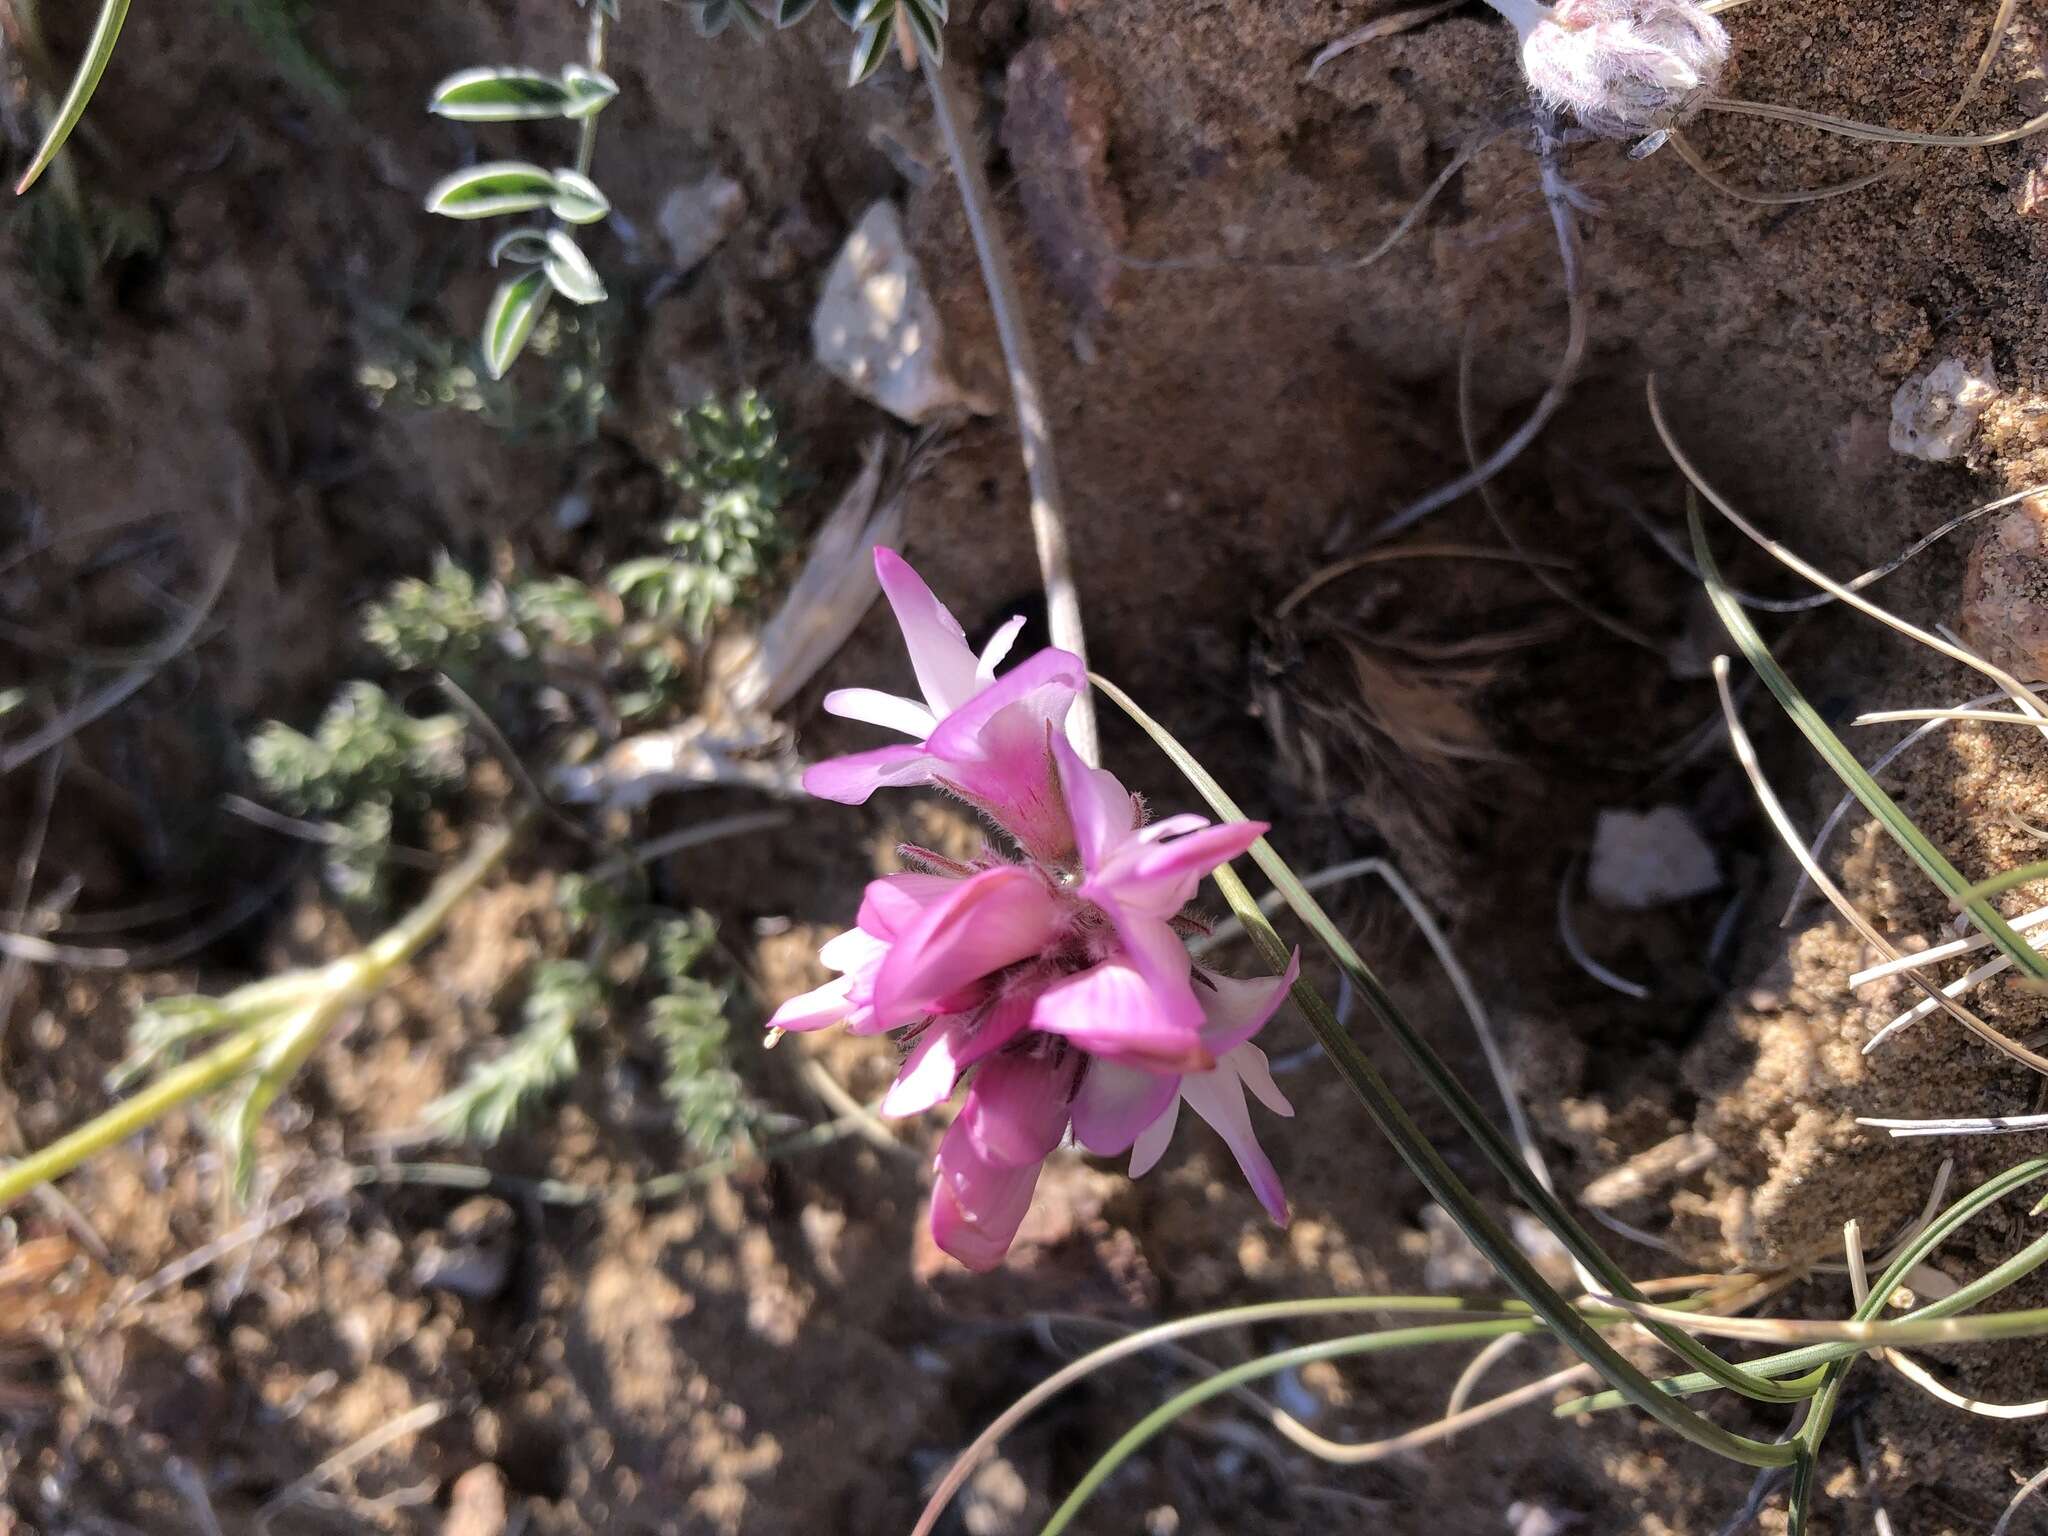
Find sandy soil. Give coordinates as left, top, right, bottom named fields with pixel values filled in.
left=7, top=0, right=2048, bottom=1531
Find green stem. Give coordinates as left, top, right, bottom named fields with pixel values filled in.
left=1039, top=1320, right=1543, bottom=1536
left=13, top=0, right=129, bottom=195
left=572, top=4, right=609, bottom=178
left=1095, top=672, right=1810, bottom=1408
left=1561, top=1158, right=2048, bottom=1414
left=0, top=1027, right=270, bottom=1209
left=1209, top=861, right=1795, bottom=1468
left=0, top=821, right=521, bottom=1211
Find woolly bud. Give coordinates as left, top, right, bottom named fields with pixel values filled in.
left=1517, top=0, right=1730, bottom=139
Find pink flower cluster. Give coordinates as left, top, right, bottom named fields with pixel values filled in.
left=771, top=550, right=1298, bottom=1271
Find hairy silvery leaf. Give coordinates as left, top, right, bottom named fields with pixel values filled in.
left=425, top=161, right=558, bottom=220
left=542, top=230, right=607, bottom=305
left=547, top=168, right=611, bottom=225
left=560, top=64, right=621, bottom=118
left=850, top=0, right=891, bottom=29
left=829, top=0, right=859, bottom=21
left=488, top=228, right=553, bottom=267
left=429, top=67, right=574, bottom=122
left=848, top=21, right=892, bottom=84
left=902, top=0, right=943, bottom=64
left=691, top=0, right=767, bottom=38
left=776, top=0, right=820, bottom=23
left=483, top=268, right=553, bottom=379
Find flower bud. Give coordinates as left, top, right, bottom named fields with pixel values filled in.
left=1519, top=0, right=1730, bottom=139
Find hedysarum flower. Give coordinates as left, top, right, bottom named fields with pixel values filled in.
left=803, top=548, right=1086, bottom=861
left=775, top=550, right=1299, bottom=1269
left=769, top=755, right=1292, bottom=1269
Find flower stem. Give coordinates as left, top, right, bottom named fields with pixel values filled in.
left=920, top=50, right=1100, bottom=766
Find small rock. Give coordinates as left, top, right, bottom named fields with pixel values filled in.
left=1001, top=38, right=1126, bottom=323
left=442, top=1464, right=510, bottom=1536
left=812, top=202, right=992, bottom=424
left=411, top=1197, right=516, bottom=1302
left=2018, top=161, right=2048, bottom=220
left=658, top=173, right=747, bottom=273
left=1890, top=353, right=2001, bottom=462
left=1506, top=1502, right=1576, bottom=1536
left=1580, top=1131, right=1717, bottom=1209
left=1959, top=496, right=2048, bottom=679
left=1421, top=1206, right=1573, bottom=1293
left=1588, top=805, right=1720, bottom=910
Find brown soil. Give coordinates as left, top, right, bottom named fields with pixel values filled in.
left=8, top=0, right=2048, bottom=1532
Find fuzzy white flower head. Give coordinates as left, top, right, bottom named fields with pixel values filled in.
left=1517, top=0, right=1730, bottom=139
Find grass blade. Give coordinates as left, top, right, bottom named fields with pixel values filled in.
left=1094, top=672, right=1816, bottom=1409
left=1689, top=499, right=2048, bottom=984
left=15, top=0, right=131, bottom=196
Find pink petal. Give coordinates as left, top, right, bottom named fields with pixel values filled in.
left=875, top=548, right=981, bottom=717
left=1071, top=1058, right=1180, bottom=1156
left=1029, top=953, right=1211, bottom=1072
left=824, top=687, right=938, bottom=739
left=1181, top=1064, right=1289, bottom=1224
left=817, top=925, right=888, bottom=975
left=803, top=743, right=933, bottom=804
left=1127, top=1093, right=1181, bottom=1179
left=882, top=1014, right=972, bottom=1117
left=930, top=1115, right=1045, bottom=1272
left=766, top=974, right=854, bottom=1033
left=954, top=990, right=1036, bottom=1069
left=1225, top=1040, right=1294, bottom=1118
left=959, top=1051, right=1076, bottom=1168
left=934, top=702, right=1071, bottom=863
left=1048, top=728, right=1136, bottom=872
left=1097, top=906, right=1207, bottom=1039
left=1091, top=820, right=1268, bottom=920
left=1195, top=952, right=1300, bottom=1055
left=856, top=872, right=964, bottom=942
left=870, top=866, right=1061, bottom=1029
left=927, top=646, right=1086, bottom=753
left=975, top=615, right=1027, bottom=684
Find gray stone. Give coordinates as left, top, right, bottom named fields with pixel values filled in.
left=1588, top=805, right=1721, bottom=910
left=658, top=173, right=747, bottom=273
left=812, top=202, right=991, bottom=424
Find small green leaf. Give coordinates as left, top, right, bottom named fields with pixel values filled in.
left=542, top=230, right=607, bottom=305
left=483, top=269, right=553, bottom=379
left=560, top=64, right=620, bottom=119
left=851, top=0, right=891, bottom=28
left=15, top=0, right=131, bottom=195
left=425, top=161, right=558, bottom=220
left=428, top=67, right=573, bottom=122
left=776, top=0, right=820, bottom=22
left=547, top=168, right=611, bottom=225
left=488, top=228, right=552, bottom=267
left=848, top=21, right=892, bottom=85
left=902, top=0, right=943, bottom=64
left=829, top=0, right=860, bottom=21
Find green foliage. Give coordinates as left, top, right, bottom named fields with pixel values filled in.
left=248, top=683, right=463, bottom=818
left=428, top=959, right=602, bottom=1144
left=648, top=914, right=757, bottom=1158
left=612, top=391, right=798, bottom=641
left=683, top=0, right=947, bottom=84
left=422, top=19, right=618, bottom=378
left=361, top=555, right=500, bottom=678
left=246, top=683, right=464, bottom=903
left=355, top=301, right=615, bottom=445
